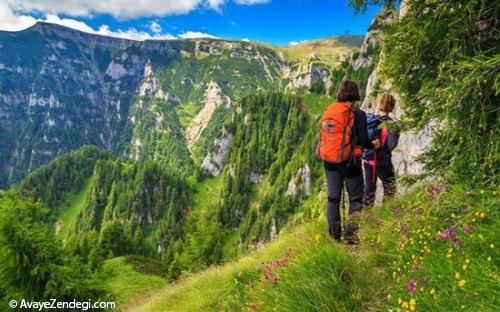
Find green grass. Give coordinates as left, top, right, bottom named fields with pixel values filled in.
left=100, top=256, right=168, bottom=309
left=123, top=183, right=498, bottom=312
left=125, top=222, right=387, bottom=312
left=56, top=178, right=92, bottom=239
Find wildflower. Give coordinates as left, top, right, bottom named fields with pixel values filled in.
left=463, top=264, right=468, bottom=270
left=453, top=238, right=462, bottom=248
left=487, top=256, right=491, bottom=261
left=315, top=234, right=320, bottom=242
left=398, top=298, right=402, bottom=304
left=401, top=301, right=409, bottom=309
left=480, top=212, right=485, bottom=218
left=442, top=228, right=455, bottom=239
left=422, top=276, right=430, bottom=284
left=395, top=207, right=401, bottom=215
left=250, top=303, right=257, bottom=310
left=490, top=244, right=494, bottom=248
left=458, top=279, right=466, bottom=288
left=272, top=277, right=279, bottom=286
left=465, top=259, right=470, bottom=264
left=455, top=272, right=461, bottom=279
left=410, top=298, right=416, bottom=306
left=430, top=288, right=436, bottom=295
left=462, top=225, right=471, bottom=233
left=407, top=279, right=418, bottom=294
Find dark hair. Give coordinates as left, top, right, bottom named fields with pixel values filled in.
left=378, top=93, right=396, bottom=113
left=336, top=80, right=360, bottom=102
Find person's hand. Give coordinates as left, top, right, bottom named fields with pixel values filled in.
left=372, top=139, right=381, bottom=149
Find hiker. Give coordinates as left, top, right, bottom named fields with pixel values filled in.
left=316, top=80, right=379, bottom=244
left=362, top=93, right=400, bottom=206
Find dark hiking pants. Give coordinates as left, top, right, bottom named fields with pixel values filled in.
left=363, top=163, right=396, bottom=206
left=325, top=166, right=364, bottom=240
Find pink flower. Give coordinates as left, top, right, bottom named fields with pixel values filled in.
left=442, top=228, right=455, bottom=239
left=407, top=279, right=418, bottom=294
left=250, top=303, right=257, bottom=310
left=462, top=224, right=471, bottom=233
left=272, top=277, right=279, bottom=286
left=423, top=276, right=430, bottom=284
left=395, top=207, right=401, bottom=215
left=453, top=238, right=462, bottom=248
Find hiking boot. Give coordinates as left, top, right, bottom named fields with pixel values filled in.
left=344, top=223, right=359, bottom=245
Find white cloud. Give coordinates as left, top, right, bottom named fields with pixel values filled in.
left=0, top=1, right=36, bottom=31
left=241, top=38, right=250, bottom=42
left=235, top=0, right=270, bottom=4
left=43, top=15, right=176, bottom=40
left=289, top=39, right=308, bottom=46
left=4, top=0, right=271, bottom=19
left=149, top=21, right=162, bottom=34
left=178, top=31, right=217, bottom=39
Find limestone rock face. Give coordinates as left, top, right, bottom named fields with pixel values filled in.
left=285, top=61, right=330, bottom=90
left=356, top=4, right=433, bottom=196
left=285, top=164, right=312, bottom=198
left=186, top=81, right=228, bottom=149
left=201, top=128, right=233, bottom=176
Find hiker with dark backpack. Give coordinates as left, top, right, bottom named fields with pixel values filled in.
left=316, top=80, right=379, bottom=244
left=362, top=93, right=400, bottom=206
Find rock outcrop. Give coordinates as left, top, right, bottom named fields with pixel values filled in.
left=201, top=128, right=233, bottom=176
left=285, top=164, right=312, bottom=198
left=185, top=81, right=229, bottom=149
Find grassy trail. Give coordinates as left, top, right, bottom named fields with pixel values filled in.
left=56, top=177, right=92, bottom=239
left=121, top=183, right=498, bottom=312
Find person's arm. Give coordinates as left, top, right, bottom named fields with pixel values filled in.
left=354, top=110, right=375, bottom=149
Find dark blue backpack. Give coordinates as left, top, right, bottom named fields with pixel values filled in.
left=362, top=114, right=387, bottom=160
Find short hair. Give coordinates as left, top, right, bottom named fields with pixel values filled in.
left=336, top=80, right=360, bottom=102
left=378, top=93, right=396, bottom=113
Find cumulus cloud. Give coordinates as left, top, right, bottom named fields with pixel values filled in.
left=241, top=38, right=250, bottom=42
left=289, top=41, right=299, bottom=46
left=0, top=1, right=36, bottom=31
left=178, top=31, right=217, bottom=39
left=42, top=15, right=176, bottom=40
left=4, top=0, right=271, bottom=19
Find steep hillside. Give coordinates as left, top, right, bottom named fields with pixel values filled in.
left=124, top=183, right=498, bottom=312
left=0, top=23, right=285, bottom=187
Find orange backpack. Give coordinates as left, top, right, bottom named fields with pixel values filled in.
left=318, top=102, right=357, bottom=163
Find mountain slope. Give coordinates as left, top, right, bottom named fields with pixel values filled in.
left=123, top=183, right=498, bottom=312
left=0, top=23, right=286, bottom=187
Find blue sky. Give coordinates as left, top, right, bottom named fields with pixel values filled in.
left=0, top=0, right=381, bottom=46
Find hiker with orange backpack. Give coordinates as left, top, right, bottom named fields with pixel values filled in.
left=362, top=93, right=400, bottom=206
left=316, top=80, right=379, bottom=244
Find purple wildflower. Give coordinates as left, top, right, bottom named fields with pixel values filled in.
left=462, top=224, right=471, bottom=233
left=453, top=238, right=462, bottom=248
left=423, top=276, right=430, bottom=284
left=442, top=228, right=455, bottom=239
left=272, top=277, right=279, bottom=286
left=395, top=207, right=401, bottom=215
left=407, top=279, right=418, bottom=294
left=250, top=303, right=257, bottom=310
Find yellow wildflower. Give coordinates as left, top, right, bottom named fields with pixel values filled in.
left=455, top=272, right=460, bottom=279
left=480, top=212, right=485, bottom=217
left=463, top=264, right=468, bottom=270
left=487, top=256, right=491, bottom=261
left=465, top=259, right=470, bottom=264
left=402, top=301, right=409, bottom=309
left=430, top=288, right=436, bottom=295
left=458, top=279, right=466, bottom=287
left=398, top=298, right=402, bottom=304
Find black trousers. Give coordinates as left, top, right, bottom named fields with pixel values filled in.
left=324, top=165, right=364, bottom=239
left=363, top=163, right=396, bottom=206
